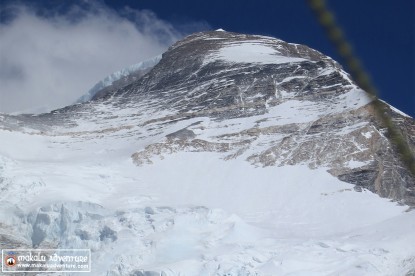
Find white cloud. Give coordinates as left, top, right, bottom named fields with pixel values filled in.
left=0, top=3, right=209, bottom=114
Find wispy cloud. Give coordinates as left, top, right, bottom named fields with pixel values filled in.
left=0, top=3, right=209, bottom=114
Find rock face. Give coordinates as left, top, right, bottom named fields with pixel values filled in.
left=1, top=30, right=415, bottom=275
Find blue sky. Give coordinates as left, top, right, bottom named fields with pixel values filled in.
left=1, top=0, right=414, bottom=116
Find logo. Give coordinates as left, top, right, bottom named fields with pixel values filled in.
left=5, top=255, right=17, bottom=267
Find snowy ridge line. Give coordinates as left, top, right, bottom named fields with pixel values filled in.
left=0, top=118, right=136, bottom=136
left=143, top=99, right=270, bottom=125
left=52, top=124, right=136, bottom=137
left=379, top=99, right=412, bottom=118
left=0, top=88, right=370, bottom=136
left=143, top=89, right=370, bottom=126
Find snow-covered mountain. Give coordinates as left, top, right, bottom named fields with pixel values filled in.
left=0, top=30, right=414, bottom=275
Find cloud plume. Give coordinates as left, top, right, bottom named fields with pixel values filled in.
left=0, top=3, right=208, bottom=113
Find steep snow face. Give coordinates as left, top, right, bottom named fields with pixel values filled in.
left=1, top=30, right=415, bottom=275
left=76, top=54, right=162, bottom=103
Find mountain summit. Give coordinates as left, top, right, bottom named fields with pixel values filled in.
left=1, top=31, right=414, bottom=275
left=91, top=30, right=415, bottom=205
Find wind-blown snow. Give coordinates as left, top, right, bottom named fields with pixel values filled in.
left=205, top=42, right=306, bottom=65
left=76, top=54, right=162, bottom=103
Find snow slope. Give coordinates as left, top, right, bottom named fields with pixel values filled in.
left=204, top=42, right=306, bottom=65
left=0, top=101, right=414, bottom=275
